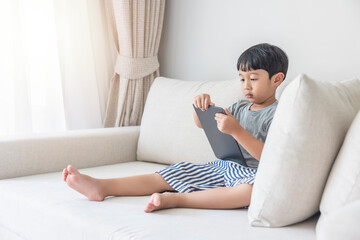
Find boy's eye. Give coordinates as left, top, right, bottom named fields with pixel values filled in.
left=250, top=78, right=257, bottom=81
left=240, top=79, right=245, bottom=82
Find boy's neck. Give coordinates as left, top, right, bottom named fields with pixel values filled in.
left=249, top=98, right=277, bottom=111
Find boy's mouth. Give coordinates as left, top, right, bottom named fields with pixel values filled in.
left=245, top=94, right=253, bottom=98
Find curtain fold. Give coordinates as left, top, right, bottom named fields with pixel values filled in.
left=0, top=0, right=115, bottom=136
left=0, top=0, right=67, bottom=136
left=103, top=0, right=165, bottom=127
left=53, top=0, right=116, bottom=129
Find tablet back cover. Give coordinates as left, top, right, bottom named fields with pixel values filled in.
left=193, top=105, right=246, bottom=166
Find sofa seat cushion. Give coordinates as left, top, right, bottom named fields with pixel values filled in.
left=0, top=161, right=317, bottom=240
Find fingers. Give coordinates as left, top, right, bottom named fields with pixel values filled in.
left=215, top=116, right=224, bottom=132
left=200, top=97, right=205, bottom=110
left=214, top=113, right=225, bottom=121
left=215, top=114, right=229, bottom=133
left=199, top=95, right=207, bottom=111
left=224, top=108, right=232, bottom=116
left=194, top=97, right=200, bottom=109
left=193, top=94, right=214, bottom=111
left=204, top=97, right=209, bottom=111
left=194, top=97, right=203, bottom=109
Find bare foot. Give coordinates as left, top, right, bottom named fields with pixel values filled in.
left=63, top=165, right=105, bottom=201
left=144, top=192, right=177, bottom=213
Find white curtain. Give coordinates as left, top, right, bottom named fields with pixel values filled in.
left=0, top=0, right=115, bottom=137
left=103, top=0, right=166, bottom=127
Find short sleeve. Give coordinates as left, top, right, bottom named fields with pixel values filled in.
left=264, top=117, right=274, bottom=134
left=227, top=100, right=249, bottom=116
left=262, top=103, right=278, bottom=139
left=227, top=102, right=239, bottom=115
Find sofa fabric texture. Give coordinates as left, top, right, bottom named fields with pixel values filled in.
left=317, top=111, right=360, bottom=231
left=0, top=162, right=318, bottom=240
left=137, top=77, right=291, bottom=166
left=316, top=199, right=360, bottom=240
left=137, top=77, right=245, bottom=165
left=0, top=127, right=140, bottom=180
left=248, top=74, right=360, bottom=227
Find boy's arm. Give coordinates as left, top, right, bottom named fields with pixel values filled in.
left=231, top=127, right=264, bottom=161
left=215, top=108, right=264, bottom=161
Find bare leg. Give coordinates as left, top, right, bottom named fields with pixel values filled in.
left=63, top=165, right=174, bottom=201
left=144, top=184, right=252, bottom=213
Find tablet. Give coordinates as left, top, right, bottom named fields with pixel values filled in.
left=193, top=104, right=247, bottom=166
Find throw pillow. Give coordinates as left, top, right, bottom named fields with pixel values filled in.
left=248, top=74, right=360, bottom=227
left=317, top=110, right=360, bottom=224
left=316, top=199, right=360, bottom=240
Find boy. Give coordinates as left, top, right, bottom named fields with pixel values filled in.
left=63, top=43, right=288, bottom=213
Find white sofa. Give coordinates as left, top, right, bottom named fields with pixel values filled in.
left=0, top=76, right=359, bottom=240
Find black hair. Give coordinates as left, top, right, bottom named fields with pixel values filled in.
left=236, top=43, right=288, bottom=80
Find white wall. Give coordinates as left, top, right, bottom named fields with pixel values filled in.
left=158, top=0, right=360, bottom=82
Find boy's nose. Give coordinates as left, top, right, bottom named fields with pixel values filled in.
left=244, top=80, right=251, bottom=89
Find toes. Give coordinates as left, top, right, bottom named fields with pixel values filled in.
left=67, top=165, right=79, bottom=175
left=144, top=201, right=157, bottom=213
left=144, top=194, right=162, bottom=213
left=149, top=194, right=155, bottom=203
left=153, top=194, right=161, bottom=207
left=63, top=168, right=68, bottom=182
left=144, top=203, right=153, bottom=213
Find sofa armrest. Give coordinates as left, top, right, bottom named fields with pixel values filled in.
left=0, top=126, right=140, bottom=179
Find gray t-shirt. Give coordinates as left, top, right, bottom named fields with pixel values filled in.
left=228, top=100, right=278, bottom=169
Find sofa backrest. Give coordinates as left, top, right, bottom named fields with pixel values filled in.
left=137, top=77, right=243, bottom=165
left=137, top=77, right=290, bottom=165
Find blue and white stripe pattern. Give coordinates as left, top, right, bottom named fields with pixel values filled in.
left=157, top=160, right=257, bottom=193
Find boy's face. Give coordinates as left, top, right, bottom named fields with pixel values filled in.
left=239, top=69, right=283, bottom=107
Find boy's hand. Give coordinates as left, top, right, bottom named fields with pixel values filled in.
left=215, top=108, right=240, bottom=135
left=194, top=94, right=215, bottom=111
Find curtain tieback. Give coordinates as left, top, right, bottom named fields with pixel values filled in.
left=115, top=55, right=159, bottom=79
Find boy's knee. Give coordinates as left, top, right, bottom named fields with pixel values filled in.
left=154, top=173, right=175, bottom=192
left=233, top=184, right=253, bottom=203
left=233, top=183, right=253, bottom=192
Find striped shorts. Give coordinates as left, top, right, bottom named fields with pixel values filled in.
left=156, top=160, right=257, bottom=193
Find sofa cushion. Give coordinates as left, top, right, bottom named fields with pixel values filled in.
left=318, top=111, right=360, bottom=218
left=137, top=77, right=290, bottom=165
left=316, top=199, right=360, bottom=240
left=248, top=74, right=360, bottom=227
left=137, top=77, right=244, bottom=165
left=0, top=162, right=318, bottom=240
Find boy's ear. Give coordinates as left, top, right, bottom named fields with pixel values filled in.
left=273, top=72, right=284, bottom=86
